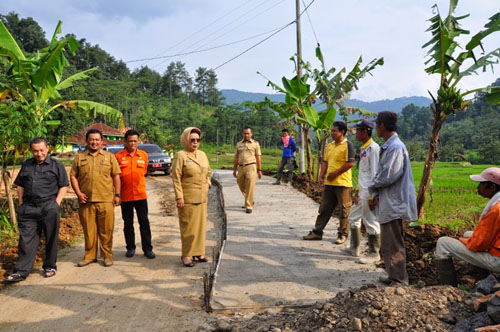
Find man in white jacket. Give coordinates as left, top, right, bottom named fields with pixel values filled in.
left=344, top=119, right=381, bottom=264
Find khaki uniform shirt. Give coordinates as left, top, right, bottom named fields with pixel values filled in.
left=70, top=149, right=121, bottom=202
left=235, top=139, right=261, bottom=165
left=172, top=150, right=212, bottom=204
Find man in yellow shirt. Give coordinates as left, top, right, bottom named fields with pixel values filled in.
left=303, top=121, right=355, bottom=244
left=233, top=127, right=262, bottom=214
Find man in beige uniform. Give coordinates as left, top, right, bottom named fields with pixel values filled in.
left=71, top=129, right=121, bottom=267
left=233, top=127, right=262, bottom=214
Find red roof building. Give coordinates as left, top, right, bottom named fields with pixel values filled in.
left=68, top=123, right=125, bottom=146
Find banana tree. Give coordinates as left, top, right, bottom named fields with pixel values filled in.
left=417, top=0, right=500, bottom=219
left=258, top=62, right=316, bottom=178
left=0, top=20, right=123, bottom=223
left=303, top=47, right=383, bottom=179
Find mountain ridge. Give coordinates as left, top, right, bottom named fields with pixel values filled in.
left=221, top=89, right=432, bottom=113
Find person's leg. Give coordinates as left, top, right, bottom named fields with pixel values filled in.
left=312, top=186, right=338, bottom=236
left=121, top=201, right=136, bottom=251
left=335, top=186, right=352, bottom=240
left=42, top=200, right=61, bottom=271
left=135, top=199, right=153, bottom=253
left=345, top=201, right=362, bottom=255
left=96, top=202, right=115, bottom=259
left=236, top=166, right=246, bottom=198
left=286, top=157, right=294, bottom=183
left=13, top=204, right=41, bottom=278
left=178, top=204, right=194, bottom=257
left=189, top=203, right=206, bottom=257
left=380, top=219, right=408, bottom=284
left=244, top=165, right=257, bottom=210
left=275, top=158, right=286, bottom=183
left=79, top=203, right=98, bottom=261
left=436, top=237, right=500, bottom=272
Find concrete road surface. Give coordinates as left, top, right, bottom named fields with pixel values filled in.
left=211, top=170, right=385, bottom=310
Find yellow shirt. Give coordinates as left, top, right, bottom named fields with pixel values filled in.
left=70, top=149, right=121, bottom=202
left=235, top=139, right=261, bottom=165
left=323, top=138, right=355, bottom=187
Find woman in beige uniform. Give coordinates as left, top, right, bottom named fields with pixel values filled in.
left=172, top=127, right=212, bottom=267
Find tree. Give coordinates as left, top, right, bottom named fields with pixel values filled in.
left=194, top=67, right=221, bottom=106
left=160, top=61, right=193, bottom=100
left=259, top=46, right=383, bottom=179
left=416, top=0, right=500, bottom=219
left=0, top=20, right=123, bottom=223
left=0, top=12, right=48, bottom=53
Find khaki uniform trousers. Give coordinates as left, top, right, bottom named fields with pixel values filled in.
left=79, top=202, right=115, bottom=260
left=178, top=203, right=207, bottom=257
left=237, top=164, right=257, bottom=209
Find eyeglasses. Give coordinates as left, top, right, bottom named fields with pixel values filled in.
left=190, top=138, right=201, bottom=143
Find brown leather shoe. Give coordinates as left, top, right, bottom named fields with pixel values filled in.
left=334, top=235, right=347, bottom=244
left=78, top=259, right=97, bottom=267
left=303, top=231, right=322, bottom=240
left=103, top=258, right=113, bottom=267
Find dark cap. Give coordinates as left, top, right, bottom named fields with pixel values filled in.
left=354, top=119, right=374, bottom=129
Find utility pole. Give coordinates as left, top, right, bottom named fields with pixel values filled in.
left=296, top=0, right=305, bottom=174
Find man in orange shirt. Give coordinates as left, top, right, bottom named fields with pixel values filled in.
left=435, top=167, right=500, bottom=286
left=116, top=130, right=155, bottom=259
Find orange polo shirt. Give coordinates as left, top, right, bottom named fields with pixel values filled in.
left=115, top=148, right=148, bottom=202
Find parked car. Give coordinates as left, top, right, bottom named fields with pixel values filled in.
left=104, top=145, right=124, bottom=154
left=138, top=144, right=172, bottom=175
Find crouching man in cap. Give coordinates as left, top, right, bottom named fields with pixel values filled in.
left=435, top=167, right=500, bottom=286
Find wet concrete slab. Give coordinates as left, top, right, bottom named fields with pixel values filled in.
left=210, top=170, right=385, bottom=310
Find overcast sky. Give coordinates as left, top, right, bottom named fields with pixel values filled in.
left=2, top=0, right=499, bottom=101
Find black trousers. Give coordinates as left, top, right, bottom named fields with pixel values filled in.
left=313, top=185, right=352, bottom=238
left=15, top=200, right=60, bottom=277
left=121, top=199, right=152, bottom=252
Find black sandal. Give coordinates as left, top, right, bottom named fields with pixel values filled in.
left=44, top=268, right=56, bottom=278
left=181, top=257, right=195, bottom=267
left=4, top=273, right=26, bottom=283
left=192, top=256, right=208, bottom=263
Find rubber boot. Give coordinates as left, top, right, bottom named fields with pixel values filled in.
left=342, top=227, right=360, bottom=257
left=435, top=258, right=458, bottom=286
left=358, top=234, right=381, bottom=264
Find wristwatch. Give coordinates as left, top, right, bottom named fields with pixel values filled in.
left=114, top=193, right=121, bottom=197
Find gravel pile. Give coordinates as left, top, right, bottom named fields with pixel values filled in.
left=205, top=285, right=478, bottom=332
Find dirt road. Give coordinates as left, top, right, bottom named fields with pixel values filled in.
left=0, top=176, right=215, bottom=332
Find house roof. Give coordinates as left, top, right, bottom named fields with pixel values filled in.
left=67, top=122, right=124, bottom=145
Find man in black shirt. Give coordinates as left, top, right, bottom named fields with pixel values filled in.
left=4, top=138, right=69, bottom=283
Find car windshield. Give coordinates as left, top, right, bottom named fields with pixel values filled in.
left=139, top=145, right=162, bottom=153
left=106, top=146, right=123, bottom=154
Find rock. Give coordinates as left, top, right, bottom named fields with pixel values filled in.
left=371, top=301, right=382, bottom=310
left=476, top=275, right=498, bottom=295
left=488, top=292, right=500, bottom=324
left=455, top=312, right=492, bottom=332
left=475, top=324, right=500, bottom=332
left=474, top=294, right=494, bottom=312
left=395, top=287, right=406, bottom=296
left=351, top=318, right=362, bottom=331
left=271, top=328, right=281, bottom=332
left=438, top=313, right=457, bottom=324
left=215, top=319, right=233, bottom=331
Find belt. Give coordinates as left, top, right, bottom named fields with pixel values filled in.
left=238, top=162, right=256, bottom=167
left=24, top=196, right=56, bottom=205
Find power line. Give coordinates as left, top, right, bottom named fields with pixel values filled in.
left=302, top=0, right=320, bottom=46
left=213, top=0, right=317, bottom=71
left=125, top=27, right=284, bottom=64
left=151, top=0, right=276, bottom=71
left=146, top=0, right=254, bottom=64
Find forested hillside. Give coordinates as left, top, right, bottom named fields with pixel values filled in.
left=1, top=12, right=498, bottom=163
